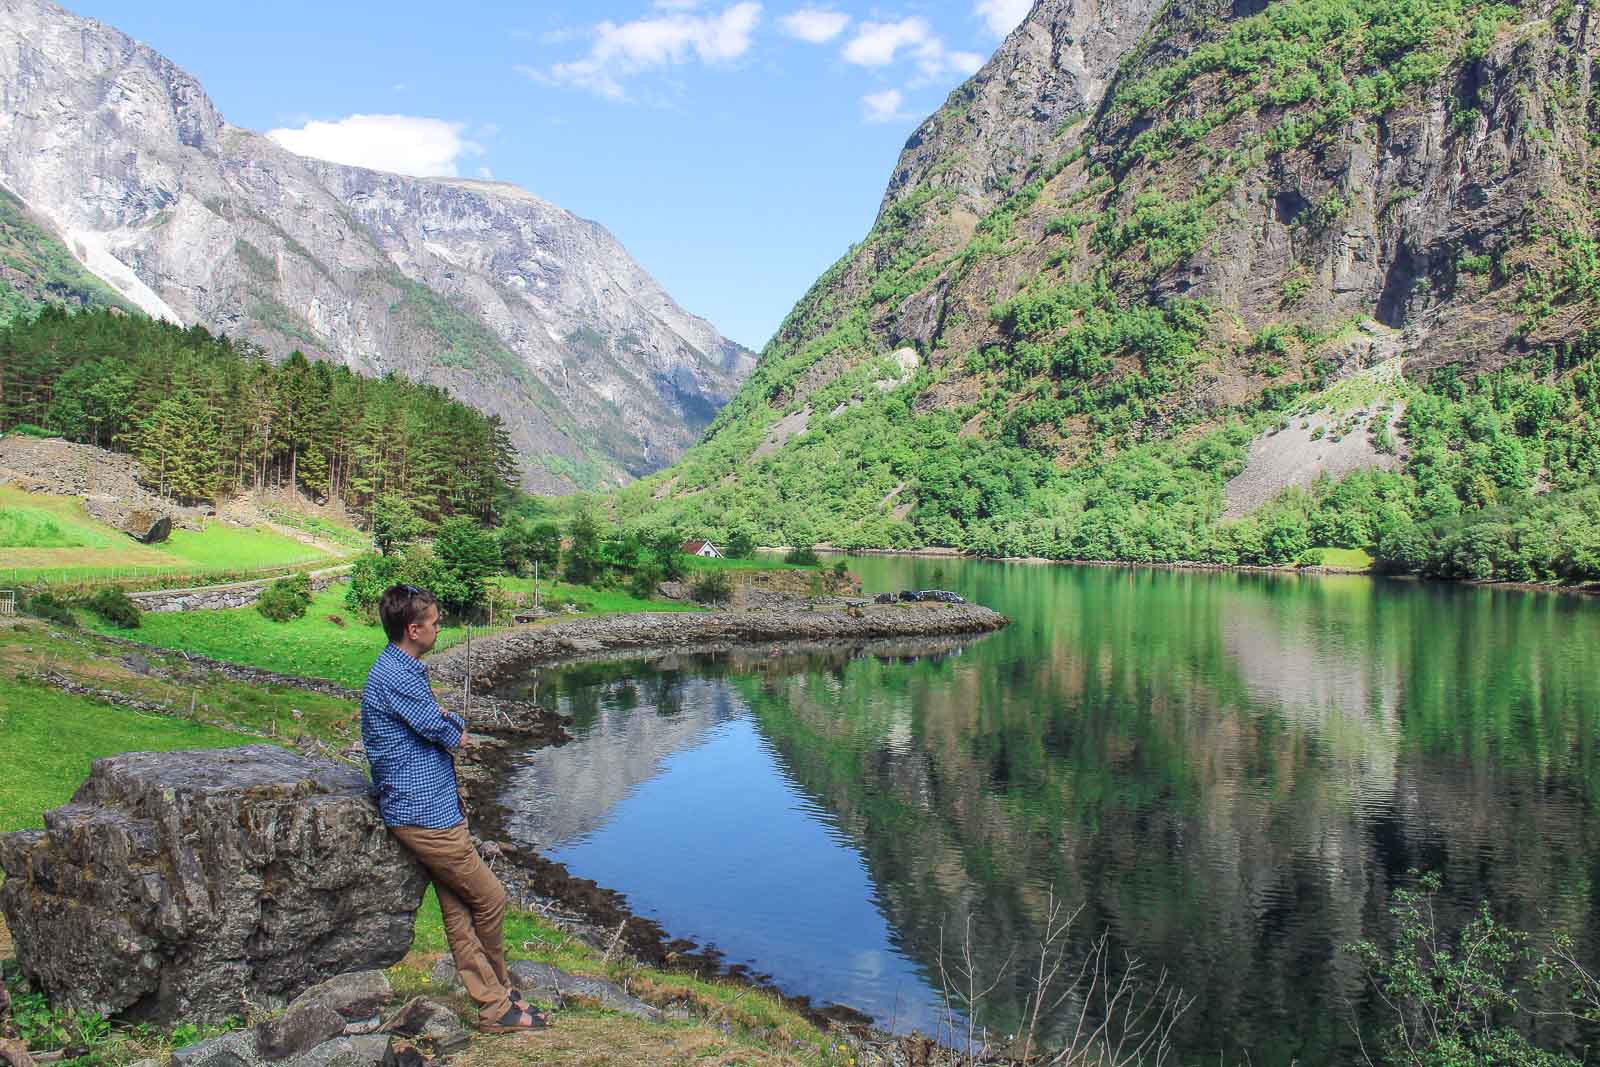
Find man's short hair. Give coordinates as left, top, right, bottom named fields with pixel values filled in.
left=379, top=584, right=439, bottom=643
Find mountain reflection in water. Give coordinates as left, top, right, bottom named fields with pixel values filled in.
left=489, top=559, right=1600, bottom=1065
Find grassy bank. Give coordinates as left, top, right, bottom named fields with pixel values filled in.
left=74, top=582, right=707, bottom=689
left=81, top=587, right=387, bottom=688
left=0, top=486, right=337, bottom=587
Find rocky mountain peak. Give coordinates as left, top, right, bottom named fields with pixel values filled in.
left=0, top=0, right=754, bottom=492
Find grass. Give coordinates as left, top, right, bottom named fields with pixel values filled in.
left=0, top=487, right=337, bottom=586
left=0, top=505, right=86, bottom=548
left=0, top=679, right=250, bottom=832
left=1306, top=546, right=1376, bottom=571
left=158, top=523, right=330, bottom=570
left=492, top=577, right=706, bottom=617
left=679, top=555, right=811, bottom=572
left=82, top=586, right=387, bottom=688
left=78, top=579, right=705, bottom=689
left=405, top=890, right=849, bottom=1067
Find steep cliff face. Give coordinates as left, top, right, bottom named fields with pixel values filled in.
left=0, top=0, right=754, bottom=492
left=626, top=0, right=1600, bottom=558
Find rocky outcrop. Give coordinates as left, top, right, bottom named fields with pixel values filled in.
left=427, top=600, right=1010, bottom=695
left=0, top=746, right=427, bottom=1025
left=0, top=0, right=754, bottom=491
left=0, top=436, right=206, bottom=530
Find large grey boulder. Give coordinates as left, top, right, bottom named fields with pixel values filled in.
left=0, top=746, right=427, bottom=1025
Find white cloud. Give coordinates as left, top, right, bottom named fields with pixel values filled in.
left=540, top=3, right=762, bottom=100
left=841, top=17, right=930, bottom=66
left=266, top=114, right=484, bottom=177
left=862, top=88, right=911, bottom=123
left=842, top=17, right=984, bottom=82
left=976, top=0, right=1033, bottom=36
left=779, top=7, right=849, bottom=43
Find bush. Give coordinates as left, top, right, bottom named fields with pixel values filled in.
left=84, top=588, right=141, bottom=629
left=784, top=545, right=820, bottom=565
left=831, top=558, right=850, bottom=577
left=345, top=552, right=401, bottom=615
left=256, top=573, right=312, bottom=622
left=726, top=529, right=757, bottom=558
left=629, top=562, right=665, bottom=600
left=690, top=571, right=733, bottom=604
left=23, top=592, right=76, bottom=627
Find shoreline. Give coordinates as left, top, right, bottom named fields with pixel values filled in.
left=807, top=546, right=1600, bottom=596
left=426, top=598, right=1010, bottom=692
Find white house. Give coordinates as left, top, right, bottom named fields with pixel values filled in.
left=680, top=539, right=724, bottom=559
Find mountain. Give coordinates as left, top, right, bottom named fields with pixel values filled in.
left=621, top=0, right=1600, bottom=578
left=0, top=0, right=755, bottom=493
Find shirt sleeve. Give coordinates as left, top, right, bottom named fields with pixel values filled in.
left=387, top=673, right=465, bottom=750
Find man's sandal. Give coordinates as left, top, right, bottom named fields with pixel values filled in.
left=480, top=1005, right=553, bottom=1033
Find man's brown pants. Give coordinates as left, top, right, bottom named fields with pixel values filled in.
left=390, top=822, right=513, bottom=1024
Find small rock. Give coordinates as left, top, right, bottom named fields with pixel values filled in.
left=257, top=1001, right=346, bottom=1060
left=292, top=971, right=393, bottom=1023
left=427, top=958, right=463, bottom=993
left=342, top=1016, right=382, bottom=1037
left=381, top=999, right=468, bottom=1055
left=121, top=653, right=152, bottom=676
left=170, top=1030, right=261, bottom=1067
left=507, top=961, right=657, bottom=1021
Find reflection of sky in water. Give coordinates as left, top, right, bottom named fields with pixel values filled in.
left=508, top=710, right=946, bottom=1030
left=493, top=561, right=1600, bottom=1064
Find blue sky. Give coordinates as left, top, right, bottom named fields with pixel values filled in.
left=66, top=0, right=1032, bottom=350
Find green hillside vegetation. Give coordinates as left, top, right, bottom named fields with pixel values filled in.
left=0, top=307, right=517, bottom=521
left=0, top=188, right=138, bottom=326
left=610, top=0, right=1599, bottom=584
left=0, top=485, right=340, bottom=586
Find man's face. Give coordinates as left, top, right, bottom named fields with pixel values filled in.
left=407, top=604, right=441, bottom=654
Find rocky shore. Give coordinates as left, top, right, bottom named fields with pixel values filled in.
left=427, top=598, right=1009, bottom=696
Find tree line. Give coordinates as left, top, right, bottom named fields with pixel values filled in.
left=0, top=307, right=518, bottom=521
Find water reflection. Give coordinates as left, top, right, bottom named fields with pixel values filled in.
left=491, top=561, right=1600, bottom=1064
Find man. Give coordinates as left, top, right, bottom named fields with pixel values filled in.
left=361, top=583, right=549, bottom=1033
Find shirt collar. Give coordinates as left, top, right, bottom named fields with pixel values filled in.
left=384, top=642, right=429, bottom=674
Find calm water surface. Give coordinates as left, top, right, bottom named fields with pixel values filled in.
left=491, top=559, right=1600, bottom=1064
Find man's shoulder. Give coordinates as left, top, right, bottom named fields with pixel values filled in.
left=364, top=644, right=405, bottom=693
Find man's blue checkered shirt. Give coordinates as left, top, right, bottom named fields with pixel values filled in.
left=361, top=643, right=466, bottom=828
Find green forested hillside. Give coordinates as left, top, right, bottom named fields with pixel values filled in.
left=0, top=307, right=517, bottom=520
left=613, top=0, right=1600, bottom=582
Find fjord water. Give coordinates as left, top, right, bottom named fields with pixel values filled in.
left=493, top=558, right=1600, bottom=1063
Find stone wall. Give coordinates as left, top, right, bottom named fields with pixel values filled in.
left=129, top=570, right=345, bottom=613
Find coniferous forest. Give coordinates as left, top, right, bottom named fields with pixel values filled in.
left=0, top=307, right=517, bottom=520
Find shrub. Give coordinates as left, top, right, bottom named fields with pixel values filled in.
left=784, top=545, right=820, bottom=565
left=23, top=592, right=76, bottom=627
left=346, top=553, right=401, bottom=614
left=84, top=588, right=141, bottom=629
left=690, top=571, right=733, bottom=604
left=832, top=559, right=850, bottom=578
left=627, top=562, right=664, bottom=600
left=726, top=529, right=756, bottom=558
left=257, top=573, right=312, bottom=622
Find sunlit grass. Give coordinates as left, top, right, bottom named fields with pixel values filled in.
left=0, top=679, right=244, bottom=832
